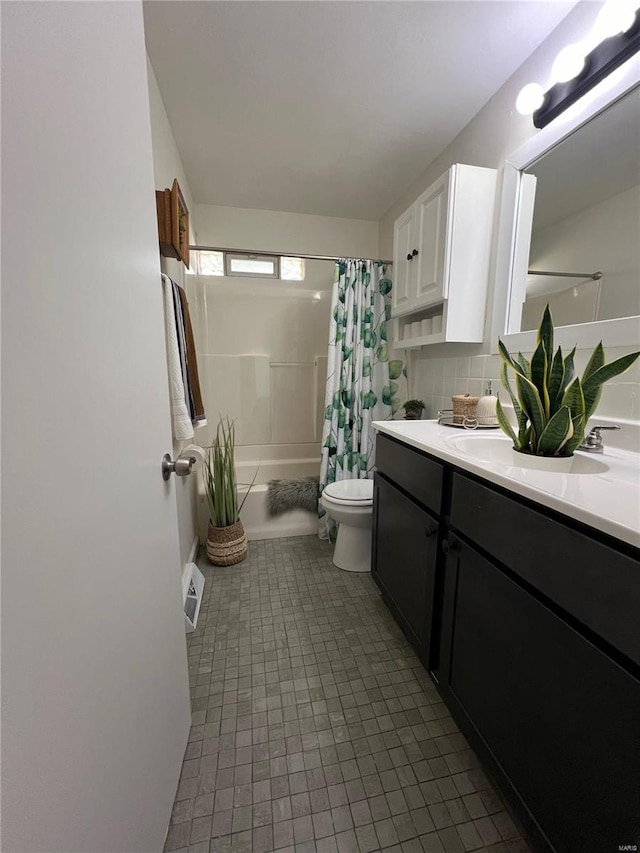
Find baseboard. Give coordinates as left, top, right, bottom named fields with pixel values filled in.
left=187, top=534, right=199, bottom=564
left=181, top=535, right=200, bottom=585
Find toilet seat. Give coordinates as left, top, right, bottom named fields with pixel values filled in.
left=323, top=479, right=373, bottom=505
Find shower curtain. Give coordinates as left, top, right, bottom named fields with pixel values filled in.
left=319, top=259, right=406, bottom=541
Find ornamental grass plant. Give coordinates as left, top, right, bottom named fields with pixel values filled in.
left=203, top=416, right=254, bottom=527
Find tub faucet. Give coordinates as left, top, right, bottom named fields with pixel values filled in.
left=578, top=424, right=621, bottom=453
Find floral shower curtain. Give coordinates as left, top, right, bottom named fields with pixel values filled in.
left=319, top=260, right=406, bottom=540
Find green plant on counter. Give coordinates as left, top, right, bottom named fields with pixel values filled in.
left=496, top=305, right=639, bottom=458
left=402, top=399, right=425, bottom=414
left=203, top=417, right=255, bottom=527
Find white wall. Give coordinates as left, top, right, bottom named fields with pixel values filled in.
left=195, top=203, right=379, bottom=259
left=190, top=205, right=378, bottom=454
left=379, top=4, right=602, bottom=258
left=147, top=57, right=200, bottom=566
left=378, top=1, right=640, bottom=422
left=2, top=3, right=191, bottom=850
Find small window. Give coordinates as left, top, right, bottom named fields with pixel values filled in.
left=225, top=253, right=278, bottom=278
left=190, top=250, right=306, bottom=281
left=281, top=257, right=306, bottom=281
left=193, top=250, right=224, bottom=276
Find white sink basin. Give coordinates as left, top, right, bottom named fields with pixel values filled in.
left=447, top=435, right=610, bottom=474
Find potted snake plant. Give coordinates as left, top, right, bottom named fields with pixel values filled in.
left=402, top=399, right=426, bottom=420
left=496, top=305, right=639, bottom=470
left=203, top=417, right=252, bottom=566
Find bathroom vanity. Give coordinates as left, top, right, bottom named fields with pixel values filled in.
left=371, top=422, right=640, bottom=853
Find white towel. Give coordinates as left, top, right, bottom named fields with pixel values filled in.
left=162, top=274, right=194, bottom=441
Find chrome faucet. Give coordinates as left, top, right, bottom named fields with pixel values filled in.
left=578, top=424, right=621, bottom=453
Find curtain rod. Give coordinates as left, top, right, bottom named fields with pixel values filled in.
left=528, top=269, right=602, bottom=281
left=190, top=244, right=393, bottom=265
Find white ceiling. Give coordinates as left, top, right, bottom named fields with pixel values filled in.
left=144, top=1, right=575, bottom=220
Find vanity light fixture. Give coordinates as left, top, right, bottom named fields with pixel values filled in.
left=515, top=82, right=545, bottom=115
left=550, top=44, right=586, bottom=83
left=516, top=0, right=640, bottom=127
left=592, top=0, right=638, bottom=42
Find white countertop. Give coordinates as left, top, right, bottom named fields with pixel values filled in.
left=373, top=420, right=640, bottom=550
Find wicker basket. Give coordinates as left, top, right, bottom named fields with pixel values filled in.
left=452, top=394, right=479, bottom=424
left=207, top=519, right=247, bottom=566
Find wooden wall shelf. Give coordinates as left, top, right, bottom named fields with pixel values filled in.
left=155, top=179, right=189, bottom=268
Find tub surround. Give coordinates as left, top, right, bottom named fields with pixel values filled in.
left=188, top=204, right=379, bottom=457
left=373, top=419, right=640, bottom=549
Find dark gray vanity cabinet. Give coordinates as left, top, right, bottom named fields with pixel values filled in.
left=439, top=531, right=640, bottom=852
left=371, top=435, right=444, bottom=666
left=371, top=433, right=640, bottom=853
left=372, top=476, right=439, bottom=653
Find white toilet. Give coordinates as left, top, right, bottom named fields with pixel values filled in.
left=321, top=479, right=374, bottom=573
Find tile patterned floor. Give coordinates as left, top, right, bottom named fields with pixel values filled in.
left=165, top=535, right=532, bottom=853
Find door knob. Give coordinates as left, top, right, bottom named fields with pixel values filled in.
left=162, top=452, right=196, bottom=481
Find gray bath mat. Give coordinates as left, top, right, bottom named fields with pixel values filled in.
left=267, top=477, right=319, bottom=516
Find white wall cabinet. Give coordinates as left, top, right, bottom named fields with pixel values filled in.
left=392, top=164, right=496, bottom=346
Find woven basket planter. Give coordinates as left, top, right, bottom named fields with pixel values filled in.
left=206, top=519, right=247, bottom=566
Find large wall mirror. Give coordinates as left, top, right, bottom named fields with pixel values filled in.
left=499, top=56, right=640, bottom=351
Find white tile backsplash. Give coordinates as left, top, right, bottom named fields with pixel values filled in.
left=469, top=355, right=486, bottom=379
left=468, top=378, right=485, bottom=399
left=443, top=377, right=456, bottom=398
left=444, top=358, right=458, bottom=377
left=456, top=357, right=471, bottom=378
left=598, top=382, right=640, bottom=421
left=413, top=348, right=640, bottom=422
left=483, top=356, right=502, bottom=381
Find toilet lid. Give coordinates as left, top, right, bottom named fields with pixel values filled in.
left=323, top=479, right=374, bottom=502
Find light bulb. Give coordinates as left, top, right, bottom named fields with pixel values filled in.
left=516, top=83, right=545, bottom=115
left=592, top=0, right=638, bottom=42
left=550, top=44, right=586, bottom=84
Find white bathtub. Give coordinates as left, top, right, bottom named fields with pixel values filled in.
left=197, top=444, right=320, bottom=542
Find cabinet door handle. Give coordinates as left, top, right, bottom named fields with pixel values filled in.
left=412, top=249, right=419, bottom=257
left=442, top=539, right=457, bottom=554
left=406, top=253, right=412, bottom=261
left=424, top=524, right=437, bottom=538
